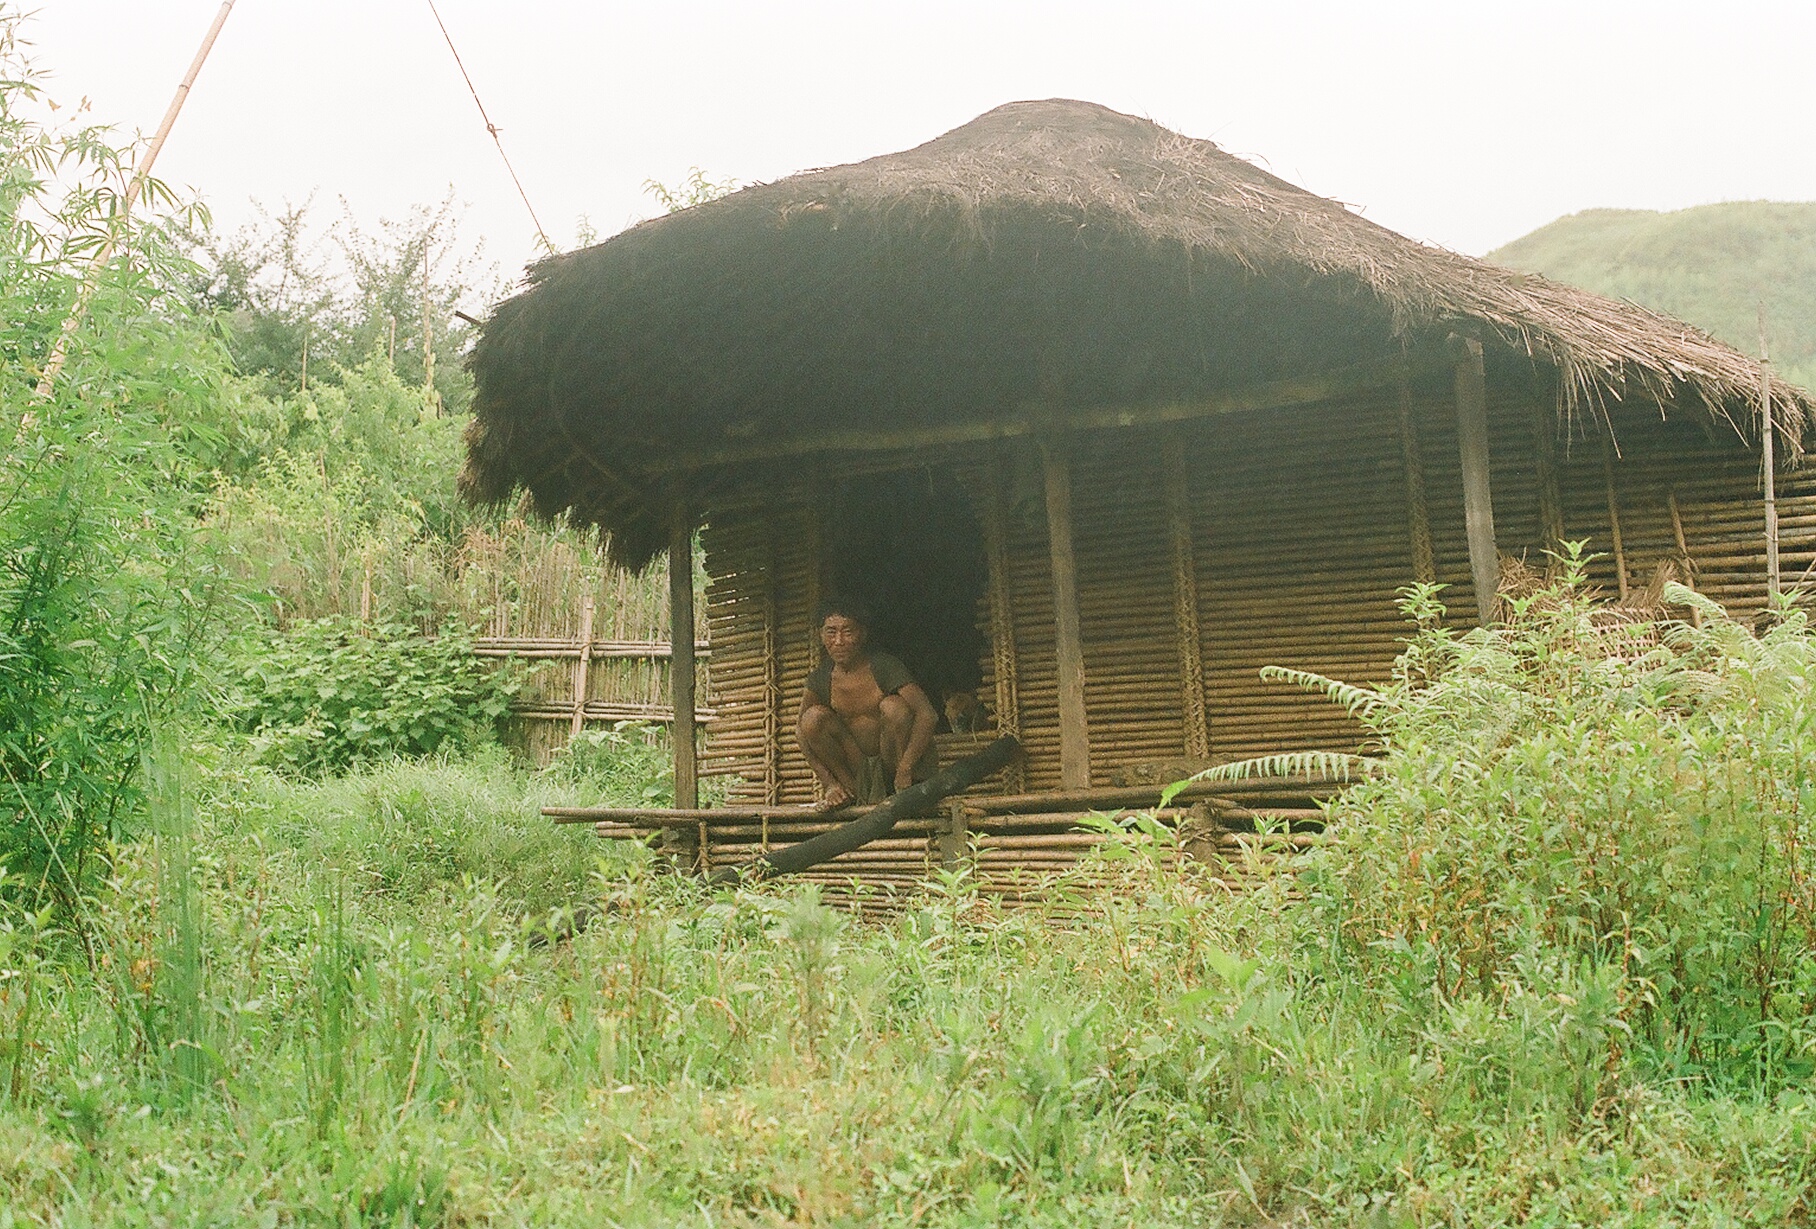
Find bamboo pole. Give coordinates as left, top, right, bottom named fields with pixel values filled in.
left=1041, top=442, right=1092, bottom=790
left=1397, top=370, right=1435, bottom=585
left=34, top=0, right=238, bottom=400
left=1668, top=489, right=1703, bottom=628
left=1534, top=403, right=1565, bottom=558
left=983, top=454, right=1024, bottom=788
left=1163, top=435, right=1211, bottom=760
left=569, top=595, right=595, bottom=738
left=1602, top=436, right=1630, bottom=601
left=1452, top=337, right=1500, bottom=624
left=1760, top=308, right=1781, bottom=602
left=670, top=506, right=698, bottom=810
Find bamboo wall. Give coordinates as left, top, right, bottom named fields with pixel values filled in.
left=696, top=379, right=1815, bottom=810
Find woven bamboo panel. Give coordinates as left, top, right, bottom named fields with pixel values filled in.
left=1187, top=390, right=1413, bottom=759
left=1070, top=433, right=1188, bottom=784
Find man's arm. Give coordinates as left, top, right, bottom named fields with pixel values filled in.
left=894, top=682, right=939, bottom=791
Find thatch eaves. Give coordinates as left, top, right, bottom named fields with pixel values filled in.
left=466, top=99, right=1811, bottom=568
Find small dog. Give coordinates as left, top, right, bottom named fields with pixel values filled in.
left=943, top=690, right=987, bottom=735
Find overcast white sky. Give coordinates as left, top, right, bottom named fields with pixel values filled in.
left=24, top=1, right=1816, bottom=309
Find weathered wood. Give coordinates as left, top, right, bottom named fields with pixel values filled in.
left=1041, top=443, right=1092, bottom=790
left=569, top=595, right=595, bottom=738
left=472, top=638, right=709, bottom=660
left=1602, top=437, right=1629, bottom=601
left=1162, top=435, right=1211, bottom=761
left=982, top=453, right=1025, bottom=790
left=1669, top=488, right=1703, bottom=628
left=1533, top=403, right=1565, bottom=558
left=709, top=737, right=1021, bottom=885
left=1396, top=370, right=1435, bottom=585
left=1760, top=319, right=1781, bottom=601
left=670, top=507, right=698, bottom=810
left=1453, top=337, right=1500, bottom=624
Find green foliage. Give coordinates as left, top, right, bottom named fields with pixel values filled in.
left=234, top=618, right=516, bottom=774
left=187, top=194, right=496, bottom=412
left=0, top=12, right=233, bottom=920
left=1269, top=551, right=1816, bottom=1089
left=2, top=739, right=1815, bottom=1223
left=1490, top=202, right=1816, bottom=391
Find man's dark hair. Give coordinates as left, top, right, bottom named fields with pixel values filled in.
left=815, top=594, right=873, bottom=628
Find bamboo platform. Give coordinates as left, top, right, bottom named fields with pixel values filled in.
left=546, top=775, right=1335, bottom=908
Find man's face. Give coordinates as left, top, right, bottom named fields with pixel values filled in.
left=821, top=614, right=865, bottom=667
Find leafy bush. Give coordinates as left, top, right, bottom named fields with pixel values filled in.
left=1285, top=551, right=1816, bottom=1089
left=235, top=618, right=517, bottom=774
left=0, top=14, right=232, bottom=919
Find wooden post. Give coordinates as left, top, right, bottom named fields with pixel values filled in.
left=669, top=506, right=698, bottom=810
left=1162, top=435, right=1211, bottom=761
left=983, top=458, right=1025, bottom=792
left=1533, top=403, right=1565, bottom=561
left=570, top=594, right=595, bottom=738
left=1601, top=437, right=1629, bottom=602
left=1040, top=442, right=1092, bottom=790
left=1669, top=489, right=1702, bottom=628
left=939, top=799, right=970, bottom=872
left=1396, top=371, right=1435, bottom=585
left=1760, top=310, right=1781, bottom=602
left=1453, top=338, right=1500, bottom=625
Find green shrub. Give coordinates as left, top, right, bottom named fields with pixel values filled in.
left=235, top=617, right=517, bottom=774
left=1279, top=551, right=1816, bottom=1089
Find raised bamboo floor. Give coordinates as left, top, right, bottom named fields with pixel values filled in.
left=545, top=774, right=1334, bottom=911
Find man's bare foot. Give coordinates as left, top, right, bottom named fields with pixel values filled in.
left=819, top=784, right=853, bottom=811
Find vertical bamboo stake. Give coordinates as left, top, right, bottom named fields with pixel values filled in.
left=1669, top=490, right=1702, bottom=628
left=33, top=0, right=238, bottom=401
left=300, top=331, right=309, bottom=394
left=570, top=594, right=595, bottom=738
left=669, top=506, right=698, bottom=810
left=983, top=456, right=1024, bottom=792
left=1453, top=338, right=1500, bottom=625
left=1601, top=436, right=1629, bottom=602
left=759, top=536, right=781, bottom=805
left=359, top=553, right=373, bottom=624
left=1760, top=307, right=1781, bottom=602
left=388, top=315, right=397, bottom=366
left=1533, top=403, right=1565, bottom=560
left=1040, top=441, right=1092, bottom=790
left=1396, top=369, right=1435, bottom=585
left=1162, top=435, right=1211, bottom=761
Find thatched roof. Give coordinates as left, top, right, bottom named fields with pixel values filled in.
left=466, top=99, right=1811, bottom=568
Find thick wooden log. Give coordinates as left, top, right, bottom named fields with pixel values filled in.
left=1041, top=444, right=1092, bottom=789
left=1453, top=337, right=1499, bottom=624
left=708, top=736, right=1021, bottom=885
left=670, top=506, right=698, bottom=810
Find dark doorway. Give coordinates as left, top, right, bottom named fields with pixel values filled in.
left=822, top=470, right=988, bottom=724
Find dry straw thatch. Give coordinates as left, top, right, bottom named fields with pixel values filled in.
left=465, top=99, right=1811, bottom=569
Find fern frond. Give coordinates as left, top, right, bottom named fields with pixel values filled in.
left=1258, top=666, right=1392, bottom=719
left=1189, top=751, right=1377, bottom=785
left=1662, top=582, right=1728, bottom=625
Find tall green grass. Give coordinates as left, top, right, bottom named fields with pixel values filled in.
left=4, top=563, right=1816, bottom=1224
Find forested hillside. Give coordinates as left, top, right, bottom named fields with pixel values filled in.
left=1489, top=201, right=1816, bottom=392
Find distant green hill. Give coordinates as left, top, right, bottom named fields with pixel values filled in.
left=1487, top=202, right=1816, bottom=393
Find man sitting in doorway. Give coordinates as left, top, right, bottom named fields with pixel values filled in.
left=798, top=597, right=939, bottom=809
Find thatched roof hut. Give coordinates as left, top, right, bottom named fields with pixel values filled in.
left=472, top=101, right=1815, bottom=896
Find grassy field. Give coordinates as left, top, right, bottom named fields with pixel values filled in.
left=1, top=756, right=1808, bottom=1227
left=8, top=573, right=1816, bottom=1227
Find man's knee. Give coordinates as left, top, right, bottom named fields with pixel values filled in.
left=879, top=693, right=911, bottom=729
left=799, top=703, right=837, bottom=744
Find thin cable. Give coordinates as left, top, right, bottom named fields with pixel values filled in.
left=424, top=0, right=554, bottom=256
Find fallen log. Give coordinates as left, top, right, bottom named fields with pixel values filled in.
left=708, top=736, right=1021, bottom=887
